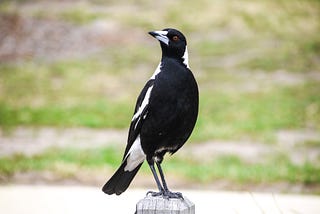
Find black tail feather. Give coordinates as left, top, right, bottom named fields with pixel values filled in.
left=102, top=159, right=142, bottom=195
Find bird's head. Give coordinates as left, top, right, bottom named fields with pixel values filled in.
left=149, top=28, right=189, bottom=68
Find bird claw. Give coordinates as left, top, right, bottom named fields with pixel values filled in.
left=146, top=190, right=184, bottom=200
left=146, top=190, right=162, bottom=197
left=164, top=191, right=184, bottom=199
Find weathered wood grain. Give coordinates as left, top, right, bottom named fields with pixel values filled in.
left=136, top=195, right=195, bottom=214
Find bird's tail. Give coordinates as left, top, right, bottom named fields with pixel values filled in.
left=102, top=157, right=142, bottom=195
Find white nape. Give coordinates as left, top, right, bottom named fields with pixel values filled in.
left=151, top=62, right=162, bottom=79
left=182, top=46, right=190, bottom=68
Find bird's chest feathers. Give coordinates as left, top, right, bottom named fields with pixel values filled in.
left=155, top=66, right=190, bottom=94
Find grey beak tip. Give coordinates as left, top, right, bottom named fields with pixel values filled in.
left=148, top=31, right=156, bottom=37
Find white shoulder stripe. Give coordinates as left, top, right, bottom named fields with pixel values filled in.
left=151, top=62, right=162, bottom=79
left=132, top=85, right=153, bottom=121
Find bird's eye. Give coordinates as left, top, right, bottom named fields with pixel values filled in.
left=172, top=35, right=179, bottom=41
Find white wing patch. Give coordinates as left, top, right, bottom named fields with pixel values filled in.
left=124, top=135, right=146, bottom=171
left=182, top=46, right=190, bottom=68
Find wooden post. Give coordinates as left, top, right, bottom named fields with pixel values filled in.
left=136, top=195, right=195, bottom=214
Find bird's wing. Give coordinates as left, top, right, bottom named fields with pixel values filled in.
left=122, top=79, right=155, bottom=160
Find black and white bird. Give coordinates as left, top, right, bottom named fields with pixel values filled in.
left=102, top=28, right=199, bottom=198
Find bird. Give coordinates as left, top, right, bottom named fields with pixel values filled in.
left=102, top=28, right=199, bottom=199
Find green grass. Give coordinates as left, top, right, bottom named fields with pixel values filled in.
left=165, top=154, right=320, bottom=185
left=0, top=147, right=122, bottom=176
left=0, top=101, right=131, bottom=129
left=0, top=147, right=319, bottom=185
left=192, top=82, right=320, bottom=142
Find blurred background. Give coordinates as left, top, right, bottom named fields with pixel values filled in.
left=0, top=0, right=319, bottom=195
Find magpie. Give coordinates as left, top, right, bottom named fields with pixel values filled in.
left=102, top=28, right=199, bottom=199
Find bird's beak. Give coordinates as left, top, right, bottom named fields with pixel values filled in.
left=149, top=30, right=169, bottom=46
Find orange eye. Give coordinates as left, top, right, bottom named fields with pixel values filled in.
left=172, top=35, right=179, bottom=41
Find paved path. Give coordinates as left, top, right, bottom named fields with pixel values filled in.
left=0, top=185, right=320, bottom=213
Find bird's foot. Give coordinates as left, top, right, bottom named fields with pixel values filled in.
left=163, top=191, right=184, bottom=199
left=146, top=190, right=163, bottom=197
left=146, top=190, right=184, bottom=200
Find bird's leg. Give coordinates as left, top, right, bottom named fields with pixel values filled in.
left=146, top=163, right=164, bottom=196
left=156, top=162, right=183, bottom=199
left=150, top=163, right=164, bottom=192
left=156, top=161, right=169, bottom=192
